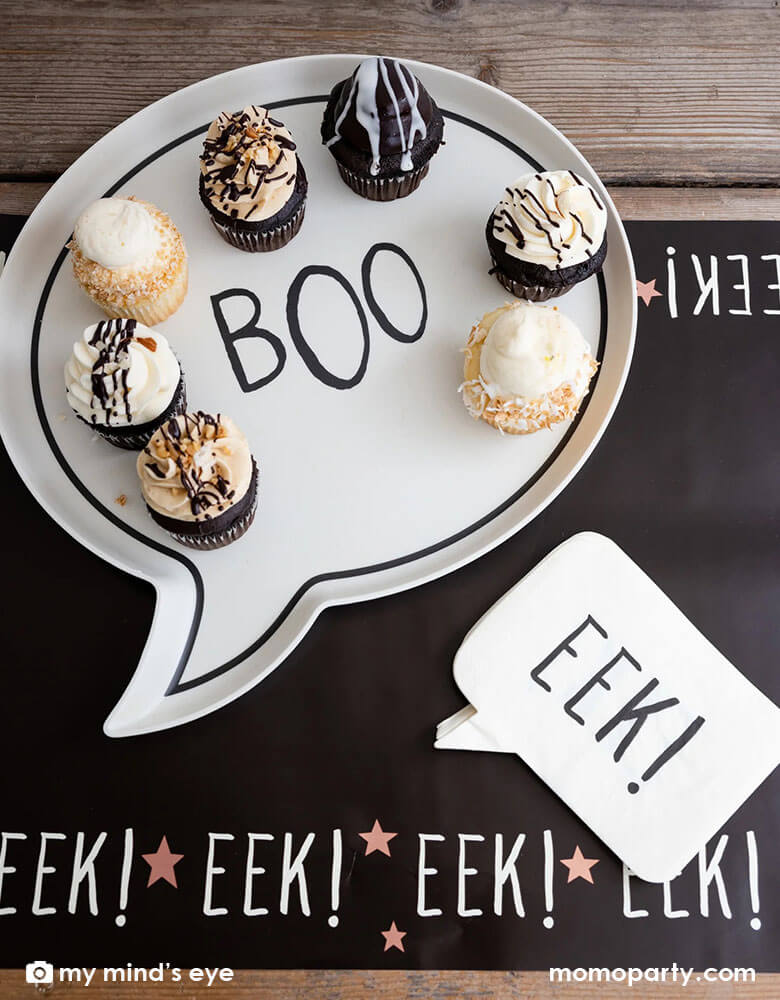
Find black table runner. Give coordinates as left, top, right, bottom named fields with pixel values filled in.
left=0, top=219, right=777, bottom=971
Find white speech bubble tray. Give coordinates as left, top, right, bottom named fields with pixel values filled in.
left=0, top=56, right=636, bottom=736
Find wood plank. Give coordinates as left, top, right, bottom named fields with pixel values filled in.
left=0, top=183, right=51, bottom=215
left=2, top=182, right=780, bottom=220
left=0, top=0, right=778, bottom=185
left=0, top=969, right=777, bottom=999
left=609, top=187, right=780, bottom=220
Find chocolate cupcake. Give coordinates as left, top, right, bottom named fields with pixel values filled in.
left=138, top=412, right=258, bottom=550
left=321, top=57, right=444, bottom=201
left=64, top=318, right=186, bottom=450
left=486, top=170, right=608, bottom=301
left=199, top=106, right=307, bottom=252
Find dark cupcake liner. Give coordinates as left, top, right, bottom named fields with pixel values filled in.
left=199, top=163, right=308, bottom=253
left=209, top=201, right=305, bottom=252
left=83, top=372, right=187, bottom=451
left=168, top=491, right=258, bottom=550
left=148, top=462, right=259, bottom=551
left=492, top=270, right=569, bottom=302
left=336, top=161, right=430, bottom=202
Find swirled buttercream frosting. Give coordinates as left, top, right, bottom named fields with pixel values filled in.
left=200, top=106, right=298, bottom=222
left=74, top=198, right=161, bottom=269
left=460, top=302, right=598, bottom=435
left=478, top=301, right=593, bottom=399
left=138, top=412, right=253, bottom=523
left=491, top=170, right=607, bottom=269
left=64, top=318, right=180, bottom=427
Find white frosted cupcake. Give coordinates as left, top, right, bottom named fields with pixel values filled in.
left=461, top=301, right=597, bottom=435
left=138, top=412, right=258, bottom=550
left=65, top=318, right=186, bottom=449
left=486, top=170, right=608, bottom=301
left=69, top=196, right=188, bottom=324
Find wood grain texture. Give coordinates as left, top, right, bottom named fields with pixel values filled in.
left=0, top=0, right=778, bottom=185
left=0, top=183, right=51, bottom=215
left=0, top=970, right=777, bottom=999
left=2, top=182, right=780, bottom=219
left=0, top=5, right=776, bottom=997
left=609, top=186, right=780, bottom=219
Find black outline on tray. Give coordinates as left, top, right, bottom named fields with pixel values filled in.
left=30, top=95, right=607, bottom=697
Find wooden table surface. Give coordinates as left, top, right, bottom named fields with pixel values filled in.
left=0, top=0, right=777, bottom=996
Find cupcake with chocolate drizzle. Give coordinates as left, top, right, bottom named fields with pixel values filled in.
left=64, top=318, right=186, bottom=450
left=321, top=56, right=444, bottom=201
left=138, top=412, right=258, bottom=550
left=486, top=170, right=608, bottom=301
left=199, top=106, right=307, bottom=252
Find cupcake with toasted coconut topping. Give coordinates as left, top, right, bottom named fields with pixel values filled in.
left=69, top=196, right=188, bottom=324
left=461, top=301, right=597, bottom=435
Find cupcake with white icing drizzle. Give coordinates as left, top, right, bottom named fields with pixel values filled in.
left=138, top=412, right=258, bottom=549
left=486, top=170, right=608, bottom=301
left=69, top=196, right=188, bottom=324
left=199, top=106, right=307, bottom=252
left=64, top=318, right=187, bottom=449
left=321, top=57, right=444, bottom=201
left=460, top=301, right=598, bottom=435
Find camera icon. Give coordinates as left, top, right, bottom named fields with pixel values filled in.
left=25, top=961, right=54, bottom=985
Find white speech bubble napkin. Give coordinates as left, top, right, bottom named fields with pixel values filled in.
left=436, top=532, right=780, bottom=882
